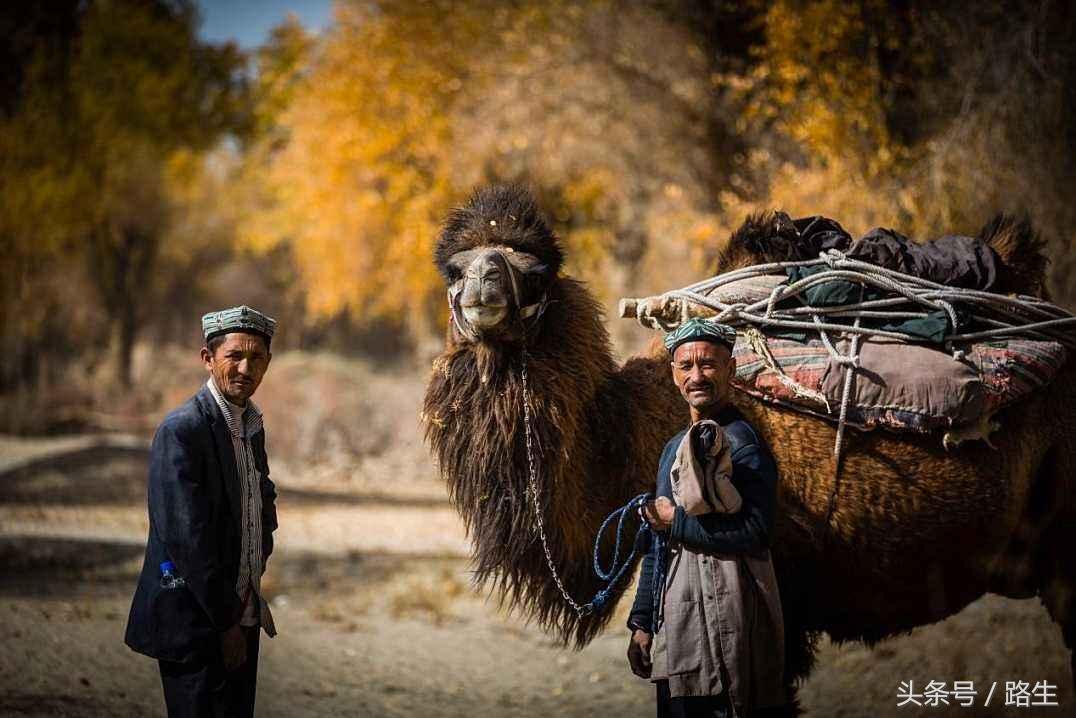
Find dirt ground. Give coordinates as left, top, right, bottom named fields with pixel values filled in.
left=1, top=354, right=1072, bottom=717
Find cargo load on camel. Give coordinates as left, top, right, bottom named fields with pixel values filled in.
left=620, top=212, right=1075, bottom=454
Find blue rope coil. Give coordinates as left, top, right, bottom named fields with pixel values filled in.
left=584, top=492, right=667, bottom=630
left=650, top=531, right=666, bottom=635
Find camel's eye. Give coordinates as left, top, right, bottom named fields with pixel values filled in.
left=499, top=248, right=543, bottom=275
left=446, top=256, right=468, bottom=283
left=523, top=263, right=549, bottom=277
left=521, top=266, right=551, bottom=298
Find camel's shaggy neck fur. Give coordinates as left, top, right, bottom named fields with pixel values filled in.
left=424, top=275, right=685, bottom=644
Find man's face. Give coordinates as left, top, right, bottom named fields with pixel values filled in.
left=671, top=340, right=734, bottom=412
left=201, top=332, right=271, bottom=406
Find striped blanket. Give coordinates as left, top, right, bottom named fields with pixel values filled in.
left=731, top=332, right=1067, bottom=433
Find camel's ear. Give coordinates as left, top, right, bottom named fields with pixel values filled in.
left=978, top=213, right=1048, bottom=296
left=505, top=255, right=548, bottom=277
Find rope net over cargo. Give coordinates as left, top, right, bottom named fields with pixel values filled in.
left=620, top=248, right=1076, bottom=501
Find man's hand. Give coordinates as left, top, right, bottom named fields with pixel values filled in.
left=220, top=623, right=247, bottom=671
left=627, top=628, right=653, bottom=679
left=643, top=497, right=676, bottom=531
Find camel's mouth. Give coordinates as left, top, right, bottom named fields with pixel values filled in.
left=462, top=303, right=508, bottom=329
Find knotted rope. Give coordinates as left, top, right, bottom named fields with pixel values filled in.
left=642, top=249, right=1075, bottom=351
left=627, top=248, right=1076, bottom=526
left=589, top=493, right=660, bottom=616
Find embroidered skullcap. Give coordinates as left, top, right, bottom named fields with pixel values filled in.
left=202, top=305, right=277, bottom=344
left=663, top=318, right=737, bottom=354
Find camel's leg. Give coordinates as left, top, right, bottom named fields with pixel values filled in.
left=1036, top=363, right=1076, bottom=690
left=773, top=559, right=815, bottom=717
left=1039, top=559, right=1075, bottom=691
left=1038, top=514, right=1076, bottom=692
left=1033, top=442, right=1076, bottom=689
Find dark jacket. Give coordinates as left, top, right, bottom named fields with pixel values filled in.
left=124, top=384, right=278, bottom=663
left=629, top=404, right=779, bottom=632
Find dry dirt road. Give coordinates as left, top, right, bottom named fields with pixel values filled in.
left=0, top=434, right=1071, bottom=717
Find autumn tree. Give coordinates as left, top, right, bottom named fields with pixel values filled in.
left=0, top=0, right=248, bottom=389
left=236, top=2, right=490, bottom=344
left=236, top=0, right=767, bottom=349
left=0, top=1, right=84, bottom=392
left=728, top=0, right=1076, bottom=306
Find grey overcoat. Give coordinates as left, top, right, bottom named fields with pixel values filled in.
left=646, top=419, right=787, bottom=715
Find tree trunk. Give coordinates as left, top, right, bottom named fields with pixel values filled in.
left=111, top=300, right=137, bottom=387
left=93, top=222, right=158, bottom=390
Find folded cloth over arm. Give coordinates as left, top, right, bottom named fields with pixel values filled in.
left=627, top=421, right=740, bottom=634
left=673, top=420, right=740, bottom=515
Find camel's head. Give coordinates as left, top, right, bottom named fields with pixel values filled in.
left=435, top=185, right=563, bottom=344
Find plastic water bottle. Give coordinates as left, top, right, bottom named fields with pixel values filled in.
left=159, top=560, right=187, bottom=589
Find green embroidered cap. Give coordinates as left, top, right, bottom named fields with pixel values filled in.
left=201, top=305, right=277, bottom=343
left=663, top=317, right=737, bottom=354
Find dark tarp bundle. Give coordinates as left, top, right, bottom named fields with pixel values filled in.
left=789, top=214, right=853, bottom=256
left=766, top=212, right=853, bottom=260
left=776, top=222, right=995, bottom=344
left=780, top=264, right=970, bottom=344
left=846, top=228, right=1000, bottom=290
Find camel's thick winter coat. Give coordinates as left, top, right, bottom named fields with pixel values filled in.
left=424, top=187, right=1076, bottom=712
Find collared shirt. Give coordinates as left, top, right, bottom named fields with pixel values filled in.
left=206, top=378, right=275, bottom=634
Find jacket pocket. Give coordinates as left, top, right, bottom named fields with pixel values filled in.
left=663, top=600, right=703, bottom=675
left=150, top=579, right=216, bottom=663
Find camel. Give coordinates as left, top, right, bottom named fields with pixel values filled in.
left=422, top=185, right=1075, bottom=707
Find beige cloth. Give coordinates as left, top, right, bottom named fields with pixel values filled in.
left=650, top=421, right=786, bottom=715
left=670, top=420, right=740, bottom=515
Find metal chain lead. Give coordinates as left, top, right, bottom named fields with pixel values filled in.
left=520, top=347, right=591, bottom=618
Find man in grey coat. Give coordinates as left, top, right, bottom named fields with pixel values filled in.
left=627, top=318, right=787, bottom=718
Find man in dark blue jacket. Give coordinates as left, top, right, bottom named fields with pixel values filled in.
left=627, top=318, right=786, bottom=717
left=125, top=305, right=279, bottom=718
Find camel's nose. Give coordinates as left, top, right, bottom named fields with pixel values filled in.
left=462, top=255, right=508, bottom=306
left=460, top=251, right=509, bottom=328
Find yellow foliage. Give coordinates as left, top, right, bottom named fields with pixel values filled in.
left=559, top=169, right=619, bottom=289
left=236, top=2, right=490, bottom=336
left=752, top=0, right=902, bottom=177
left=235, top=1, right=646, bottom=338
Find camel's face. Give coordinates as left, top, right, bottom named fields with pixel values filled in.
left=445, top=246, right=550, bottom=341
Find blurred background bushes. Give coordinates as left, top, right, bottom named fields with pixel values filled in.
left=2, top=0, right=1074, bottom=433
